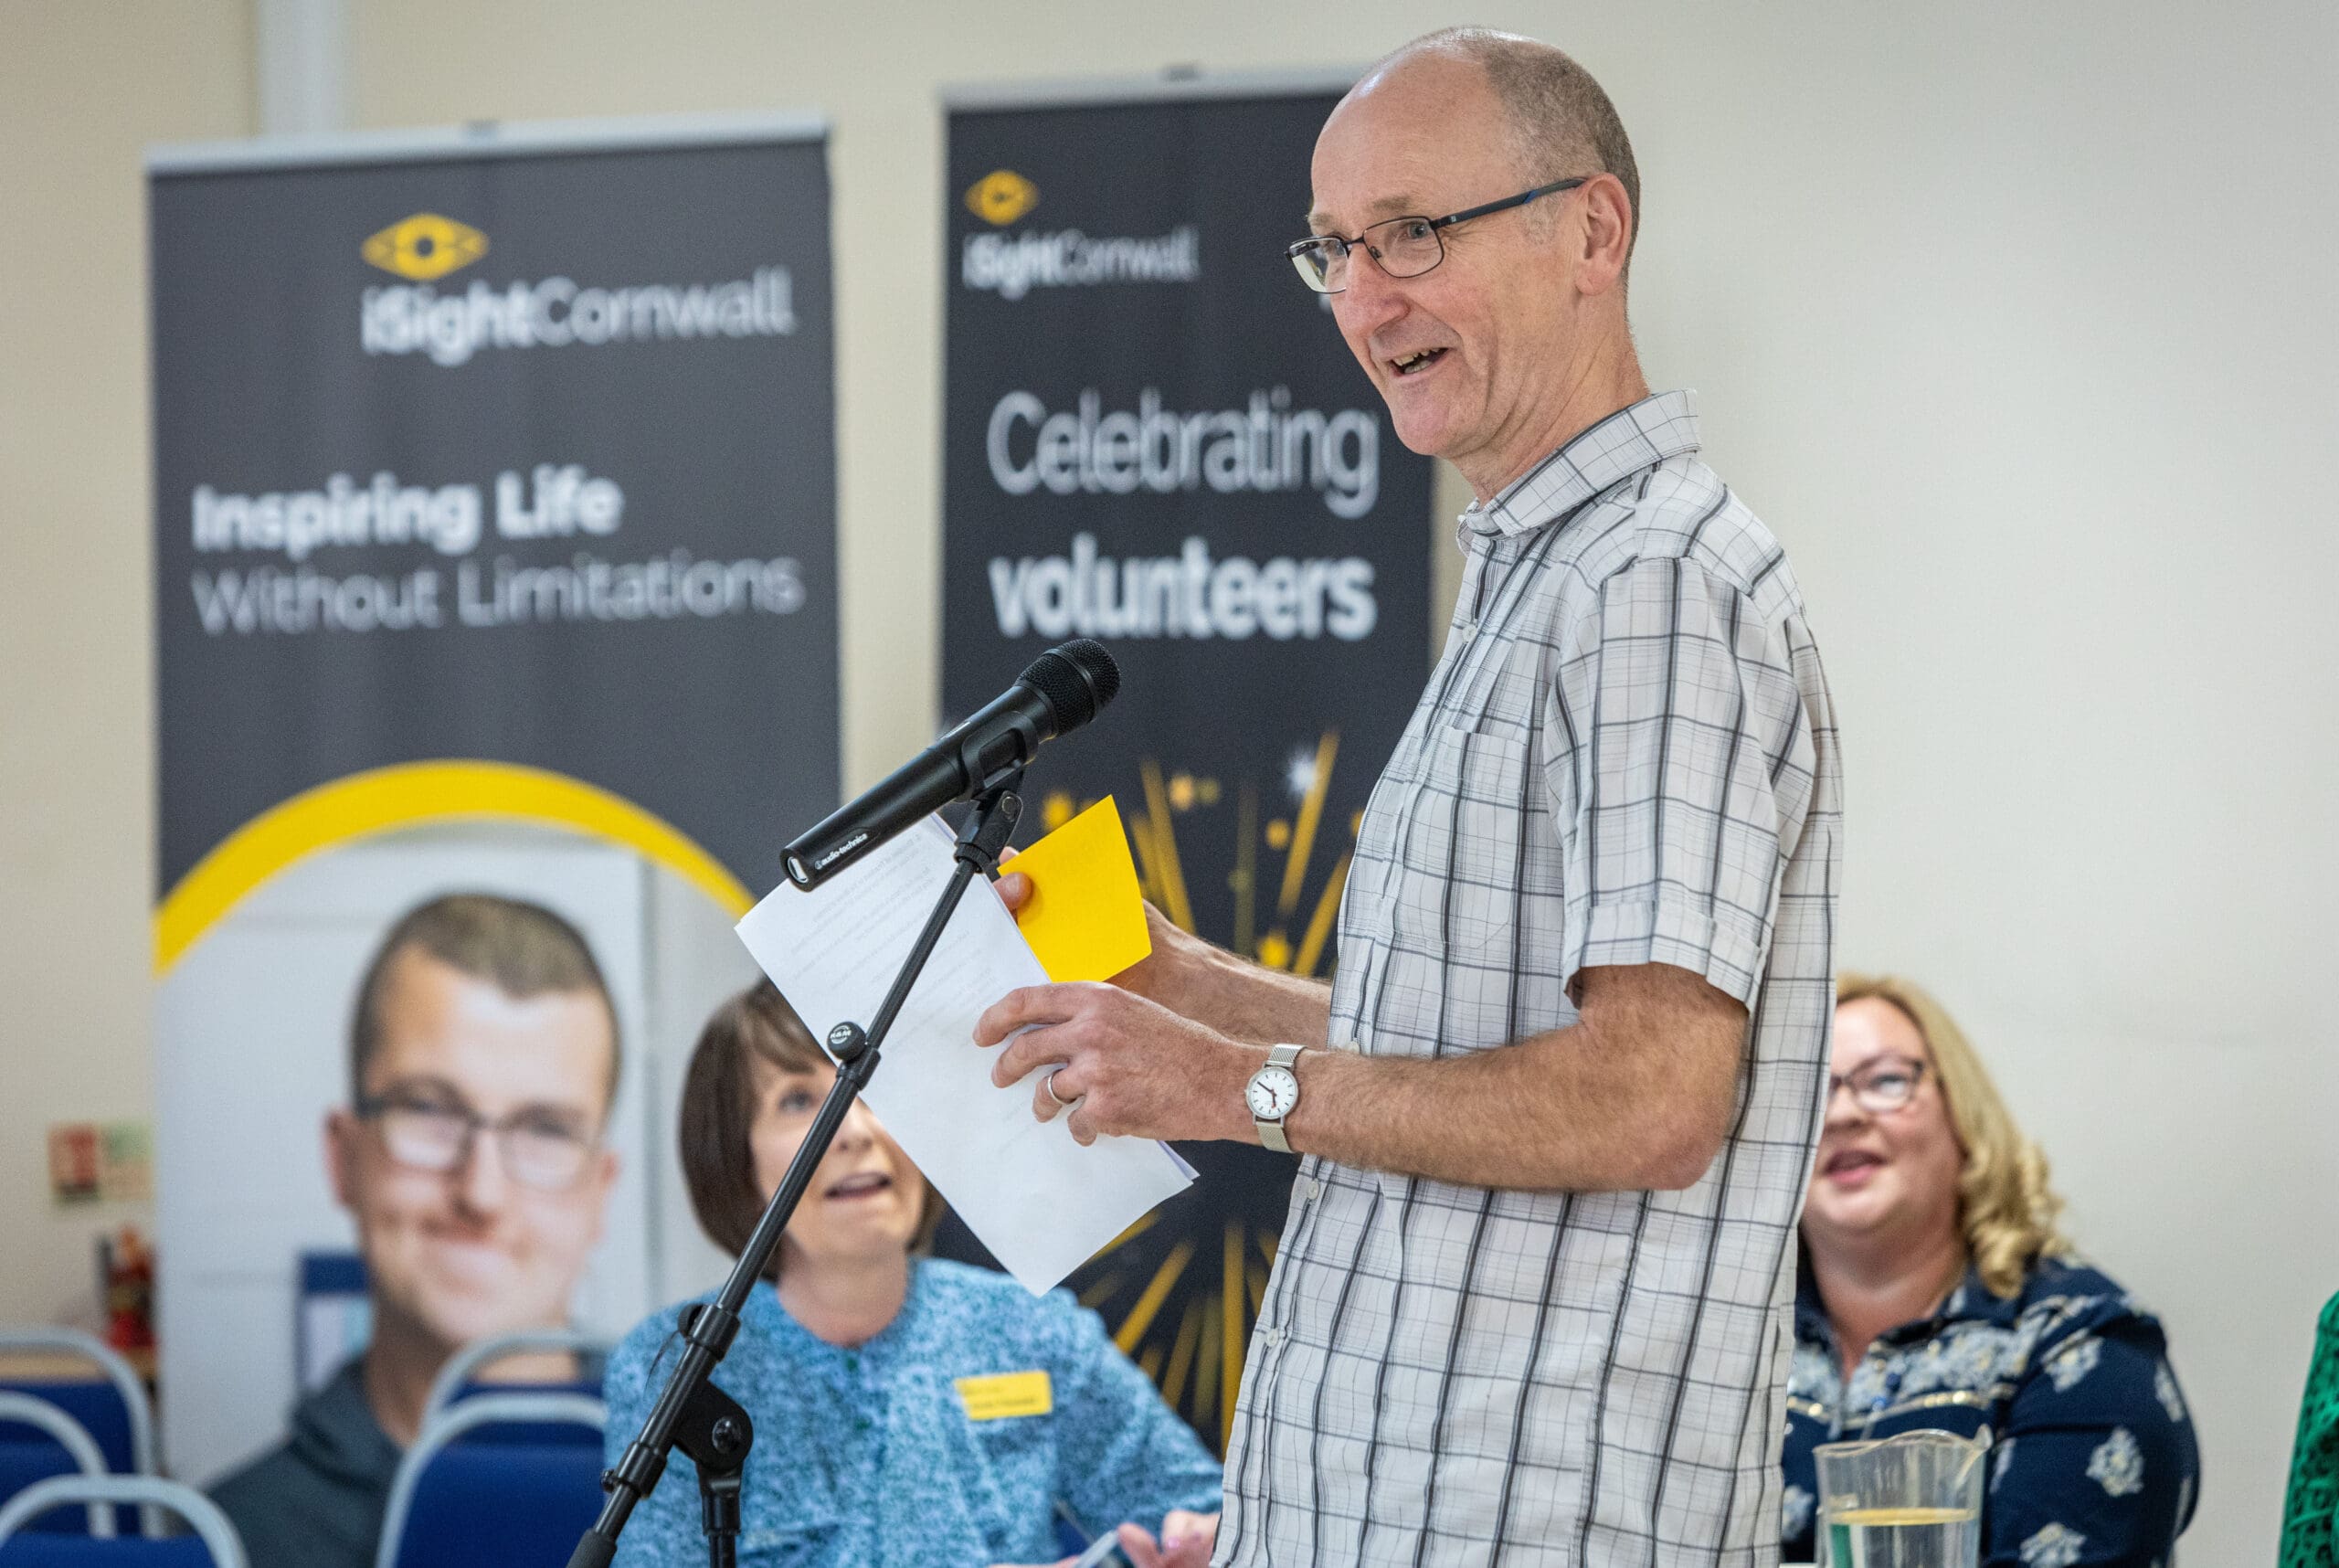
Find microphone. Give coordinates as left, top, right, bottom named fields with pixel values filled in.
left=781, top=639, right=1120, bottom=890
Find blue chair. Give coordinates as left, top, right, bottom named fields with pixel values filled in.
left=0, top=1331, right=155, bottom=1541
left=0, top=1476, right=246, bottom=1566
left=376, top=1393, right=606, bottom=1568
left=0, top=1333, right=155, bottom=1483
left=0, top=1395, right=109, bottom=1538
left=418, top=1331, right=607, bottom=1448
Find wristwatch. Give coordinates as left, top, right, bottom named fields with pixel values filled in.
left=1245, top=1044, right=1305, bottom=1153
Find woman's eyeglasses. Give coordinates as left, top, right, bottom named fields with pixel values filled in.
left=1826, top=1056, right=1928, bottom=1116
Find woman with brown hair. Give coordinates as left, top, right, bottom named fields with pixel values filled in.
left=603, top=980, right=1222, bottom=1568
left=1780, top=975, right=2199, bottom=1566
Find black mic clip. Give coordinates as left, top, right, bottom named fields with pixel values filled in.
left=955, top=775, right=1023, bottom=877
left=958, top=713, right=1042, bottom=797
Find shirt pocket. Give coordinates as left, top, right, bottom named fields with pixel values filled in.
left=1392, top=720, right=1538, bottom=959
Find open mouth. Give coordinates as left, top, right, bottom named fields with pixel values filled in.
left=1388, top=347, right=1448, bottom=377
left=1822, top=1150, right=1884, bottom=1180
left=826, top=1171, right=893, bottom=1200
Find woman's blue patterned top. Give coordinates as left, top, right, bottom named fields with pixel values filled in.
left=604, top=1258, right=1222, bottom=1568
left=1781, top=1254, right=2198, bottom=1567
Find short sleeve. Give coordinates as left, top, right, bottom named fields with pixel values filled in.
left=1551, top=556, right=1817, bottom=1005
left=1981, top=1313, right=2199, bottom=1567
left=1045, top=1295, right=1225, bottom=1537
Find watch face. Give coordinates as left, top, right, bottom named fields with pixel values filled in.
left=1246, top=1065, right=1299, bottom=1120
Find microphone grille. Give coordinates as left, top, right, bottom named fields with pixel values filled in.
left=1021, top=639, right=1121, bottom=729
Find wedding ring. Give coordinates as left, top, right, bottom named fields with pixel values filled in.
left=1042, top=1067, right=1072, bottom=1109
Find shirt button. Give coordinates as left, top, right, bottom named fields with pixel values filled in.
left=1308, top=1178, right=1324, bottom=1202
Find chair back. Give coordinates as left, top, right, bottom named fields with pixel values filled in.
left=0, top=1476, right=246, bottom=1567
left=418, top=1331, right=607, bottom=1433
left=376, top=1393, right=607, bottom=1568
left=0, top=1333, right=155, bottom=1480
left=0, top=1396, right=109, bottom=1538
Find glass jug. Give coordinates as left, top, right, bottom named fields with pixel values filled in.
left=1813, top=1427, right=1988, bottom=1568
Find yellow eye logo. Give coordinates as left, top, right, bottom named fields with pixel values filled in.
left=964, top=170, right=1039, bottom=228
left=361, top=213, right=489, bottom=281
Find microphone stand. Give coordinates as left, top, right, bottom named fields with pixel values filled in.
left=567, top=782, right=1024, bottom=1568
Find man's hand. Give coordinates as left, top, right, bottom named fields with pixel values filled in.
left=1119, top=1510, right=1219, bottom=1568
left=991, top=858, right=1331, bottom=1046
left=992, top=863, right=1201, bottom=1010
left=974, top=981, right=1253, bottom=1145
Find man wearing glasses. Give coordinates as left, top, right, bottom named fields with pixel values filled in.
left=979, top=26, right=1843, bottom=1566
left=212, top=893, right=621, bottom=1568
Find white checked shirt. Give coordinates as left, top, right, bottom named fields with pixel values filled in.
left=1216, top=392, right=1843, bottom=1567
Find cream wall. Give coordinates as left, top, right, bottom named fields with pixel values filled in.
left=0, top=0, right=252, bottom=1319
left=2, top=0, right=2332, bottom=1560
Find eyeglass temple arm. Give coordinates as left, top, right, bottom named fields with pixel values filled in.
left=1430, top=175, right=1592, bottom=232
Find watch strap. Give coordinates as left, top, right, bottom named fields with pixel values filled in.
left=1252, top=1043, right=1306, bottom=1153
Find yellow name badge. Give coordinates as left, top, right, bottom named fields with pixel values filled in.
left=956, top=1370, right=1053, bottom=1422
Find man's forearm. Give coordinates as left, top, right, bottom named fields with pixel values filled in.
left=1263, top=966, right=1745, bottom=1191
left=1156, top=938, right=1332, bottom=1047
left=999, top=943, right=1741, bottom=1191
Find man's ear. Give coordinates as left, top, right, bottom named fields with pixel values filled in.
left=324, top=1107, right=360, bottom=1212
left=1573, top=173, right=1635, bottom=298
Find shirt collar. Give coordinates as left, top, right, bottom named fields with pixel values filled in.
left=1460, top=388, right=1702, bottom=540
left=298, top=1354, right=405, bottom=1477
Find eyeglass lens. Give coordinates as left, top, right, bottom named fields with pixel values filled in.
left=376, top=1102, right=592, bottom=1191
left=1294, top=217, right=1445, bottom=293
left=1833, top=1059, right=1922, bottom=1114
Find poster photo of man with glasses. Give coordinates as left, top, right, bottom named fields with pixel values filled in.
left=210, top=891, right=623, bottom=1568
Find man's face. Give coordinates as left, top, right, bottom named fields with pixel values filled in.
left=327, top=947, right=619, bottom=1353
left=1309, top=58, right=1582, bottom=476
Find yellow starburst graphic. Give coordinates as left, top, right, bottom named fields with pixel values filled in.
left=964, top=169, right=1039, bottom=227
left=360, top=212, right=488, bottom=281
left=1115, top=730, right=1350, bottom=979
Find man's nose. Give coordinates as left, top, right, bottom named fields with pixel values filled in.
left=1336, top=248, right=1407, bottom=334
left=452, top=1127, right=513, bottom=1213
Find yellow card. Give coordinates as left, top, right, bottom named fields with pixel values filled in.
left=956, top=1370, right=1053, bottom=1421
left=1010, top=796, right=1151, bottom=982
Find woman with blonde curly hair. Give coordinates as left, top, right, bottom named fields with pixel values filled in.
left=1779, top=975, right=2199, bottom=1566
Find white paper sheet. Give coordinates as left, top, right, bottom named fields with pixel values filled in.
left=734, top=818, right=1191, bottom=1293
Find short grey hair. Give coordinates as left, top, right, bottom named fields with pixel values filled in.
left=1380, top=26, right=1642, bottom=268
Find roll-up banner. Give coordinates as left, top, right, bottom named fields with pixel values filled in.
left=147, top=117, right=836, bottom=1485
left=939, top=79, right=1433, bottom=1450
